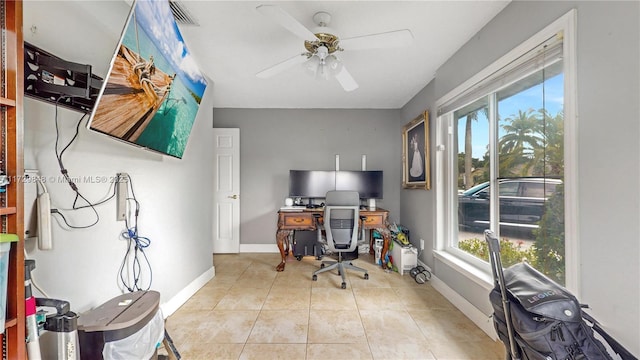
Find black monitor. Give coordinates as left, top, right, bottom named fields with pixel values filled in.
left=288, top=170, right=336, bottom=199
left=335, top=171, right=383, bottom=199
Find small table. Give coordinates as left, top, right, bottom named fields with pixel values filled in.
left=275, top=207, right=391, bottom=271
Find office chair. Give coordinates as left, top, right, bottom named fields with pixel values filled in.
left=312, top=190, right=369, bottom=289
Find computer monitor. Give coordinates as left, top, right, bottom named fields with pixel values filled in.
left=288, top=170, right=336, bottom=199
left=335, top=171, right=383, bottom=199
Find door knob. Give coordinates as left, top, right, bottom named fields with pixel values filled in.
left=228, top=195, right=238, bottom=199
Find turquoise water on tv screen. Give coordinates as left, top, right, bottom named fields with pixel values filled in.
left=119, top=15, right=203, bottom=158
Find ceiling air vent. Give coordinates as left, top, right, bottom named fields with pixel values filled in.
left=169, top=0, right=199, bottom=26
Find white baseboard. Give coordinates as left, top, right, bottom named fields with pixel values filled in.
left=430, top=274, right=498, bottom=341
left=160, top=266, right=215, bottom=318
left=240, top=243, right=279, bottom=253
left=410, top=260, right=496, bottom=340
left=417, top=259, right=432, bottom=273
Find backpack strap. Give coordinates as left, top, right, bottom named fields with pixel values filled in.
left=582, top=311, right=638, bottom=360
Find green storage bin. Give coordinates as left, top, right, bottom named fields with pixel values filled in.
left=0, top=233, right=18, bottom=334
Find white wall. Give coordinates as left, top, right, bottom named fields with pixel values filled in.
left=400, top=0, right=639, bottom=355
left=23, top=1, right=215, bottom=314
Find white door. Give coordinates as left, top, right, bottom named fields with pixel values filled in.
left=212, top=128, right=240, bottom=253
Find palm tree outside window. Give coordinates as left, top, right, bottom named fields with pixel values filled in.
left=452, top=48, right=566, bottom=284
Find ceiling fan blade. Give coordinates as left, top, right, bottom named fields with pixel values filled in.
left=256, top=54, right=308, bottom=79
left=335, top=66, right=359, bottom=92
left=340, top=29, right=414, bottom=50
left=256, top=5, right=317, bottom=42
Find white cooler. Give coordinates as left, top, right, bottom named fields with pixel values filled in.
left=391, top=240, right=418, bottom=275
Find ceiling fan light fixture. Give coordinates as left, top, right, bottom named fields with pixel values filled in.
left=326, top=54, right=343, bottom=76
left=316, top=62, right=329, bottom=81
left=304, top=55, right=321, bottom=76
left=316, top=45, right=329, bottom=60
left=304, top=51, right=342, bottom=81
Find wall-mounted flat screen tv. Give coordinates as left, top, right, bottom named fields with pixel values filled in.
left=87, top=0, right=207, bottom=158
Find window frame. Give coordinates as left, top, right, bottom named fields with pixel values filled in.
left=434, top=10, right=578, bottom=294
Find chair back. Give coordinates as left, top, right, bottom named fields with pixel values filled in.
left=324, top=191, right=360, bottom=253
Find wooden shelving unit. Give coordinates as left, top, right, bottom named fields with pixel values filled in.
left=0, top=98, right=15, bottom=107
left=1, top=0, right=25, bottom=359
left=0, top=208, right=17, bottom=216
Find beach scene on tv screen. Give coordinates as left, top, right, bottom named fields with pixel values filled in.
left=88, top=0, right=207, bottom=158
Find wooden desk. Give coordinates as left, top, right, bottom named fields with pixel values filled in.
left=275, top=207, right=391, bottom=271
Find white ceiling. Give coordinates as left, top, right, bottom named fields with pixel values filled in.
left=176, top=1, right=510, bottom=109
left=25, top=1, right=511, bottom=110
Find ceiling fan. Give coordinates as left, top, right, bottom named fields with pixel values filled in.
left=255, top=4, right=414, bottom=92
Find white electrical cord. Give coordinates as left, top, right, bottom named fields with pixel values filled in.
left=23, top=249, right=51, bottom=298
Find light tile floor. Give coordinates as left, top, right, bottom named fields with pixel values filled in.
left=164, top=252, right=505, bottom=360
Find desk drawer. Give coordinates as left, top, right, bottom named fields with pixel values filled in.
left=280, top=213, right=315, bottom=229
left=362, top=214, right=386, bottom=228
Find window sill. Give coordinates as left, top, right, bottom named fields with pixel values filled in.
left=433, top=250, right=494, bottom=291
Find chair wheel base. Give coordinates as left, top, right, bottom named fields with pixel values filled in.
left=341, top=282, right=346, bottom=289
left=364, top=273, right=369, bottom=280
left=312, top=274, right=318, bottom=281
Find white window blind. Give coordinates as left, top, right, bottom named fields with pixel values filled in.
left=438, top=32, right=563, bottom=116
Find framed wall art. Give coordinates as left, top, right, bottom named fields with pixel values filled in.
left=402, top=110, right=430, bottom=189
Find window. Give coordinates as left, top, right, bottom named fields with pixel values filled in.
left=499, top=182, right=520, bottom=197
left=521, top=182, right=557, bottom=198
left=435, top=11, right=577, bottom=289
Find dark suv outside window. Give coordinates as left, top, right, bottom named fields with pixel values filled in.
left=458, top=178, right=561, bottom=233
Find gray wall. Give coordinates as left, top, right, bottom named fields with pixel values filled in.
left=400, top=82, right=437, bottom=267
left=400, top=0, right=639, bottom=355
left=212, top=108, right=403, bottom=246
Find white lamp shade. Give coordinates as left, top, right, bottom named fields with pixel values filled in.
left=326, top=55, right=343, bottom=76
left=304, top=56, right=321, bottom=76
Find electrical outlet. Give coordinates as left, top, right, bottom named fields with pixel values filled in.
left=420, top=238, right=425, bottom=251
left=116, top=173, right=128, bottom=221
